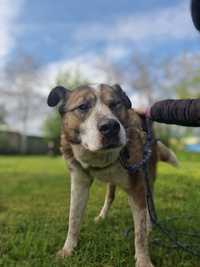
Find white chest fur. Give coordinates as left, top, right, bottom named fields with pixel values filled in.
left=89, top=160, right=131, bottom=190
left=71, top=144, right=131, bottom=190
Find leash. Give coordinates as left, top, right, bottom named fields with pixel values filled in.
left=120, top=117, right=200, bottom=258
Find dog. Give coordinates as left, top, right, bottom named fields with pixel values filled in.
left=47, top=84, right=178, bottom=267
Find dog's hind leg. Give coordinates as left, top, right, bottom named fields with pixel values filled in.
left=95, top=183, right=116, bottom=223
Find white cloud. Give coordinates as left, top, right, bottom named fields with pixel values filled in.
left=74, top=0, right=197, bottom=44
left=38, top=53, right=110, bottom=94
left=38, top=0, right=198, bottom=98
left=0, top=0, right=24, bottom=67
left=1, top=0, right=198, bottom=136
left=103, top=45, right=130, bottom=61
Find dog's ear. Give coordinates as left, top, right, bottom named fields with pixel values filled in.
left=113, top=84, right=132, bottom=109
left=47, top=86, right=70, bottom=114
left=191, top=0, right=200, bottom=31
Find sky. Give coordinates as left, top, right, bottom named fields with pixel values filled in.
left=0, top=0, right=199, bottom=134
left=1, top=0, right=199, bottom=78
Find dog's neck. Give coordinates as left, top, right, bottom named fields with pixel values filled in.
left=71, top=144, right=123, bottom=169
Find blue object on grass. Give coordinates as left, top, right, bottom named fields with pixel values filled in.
left=185, top=143, right=200, bottom=152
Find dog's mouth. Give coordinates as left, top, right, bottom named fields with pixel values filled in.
left=101, top=135, right=123, bottom=149
left=103, top=143, right=122, bottom=150
left=81, top=126, right=127, bottom=152
left=101, top=137, right=125, bottom=151
left=82, top=140, right=124, bottom=153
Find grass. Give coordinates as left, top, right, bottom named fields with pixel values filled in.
left=0, top=152, right=200, bottom=267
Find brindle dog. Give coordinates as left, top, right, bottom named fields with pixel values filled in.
left=47, top=84, right=178, bottom=267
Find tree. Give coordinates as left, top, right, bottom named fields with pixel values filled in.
left=0, top=105, right=7, bottom=126
left=2, top=55, right=45, bottom=153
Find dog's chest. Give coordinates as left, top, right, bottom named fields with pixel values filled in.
left=71, top=145, right=133, bottom=190
left=89, top=160, right=131, bottom=190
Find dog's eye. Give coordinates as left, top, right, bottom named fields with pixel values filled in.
left=77, top=102, right=91, bottom=112
left=109, top=101, right=122, bottom=110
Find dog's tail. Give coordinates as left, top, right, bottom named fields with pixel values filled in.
left=157, top=141, right=179, bottom=167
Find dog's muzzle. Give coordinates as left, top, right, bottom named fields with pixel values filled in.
left=98, top=118, right=120, bottom=138
left=98, top=118, right=122, bottom=149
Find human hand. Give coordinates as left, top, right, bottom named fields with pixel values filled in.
left=134, top=107, right=151, bottom=118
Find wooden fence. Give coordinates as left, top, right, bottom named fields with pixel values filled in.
left=0, top=130, right=49, bottom=155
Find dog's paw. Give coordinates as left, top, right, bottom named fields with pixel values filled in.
left=94, top=215, right=105, bottom=223
left=136, top=260, right=154, bottom=267
left=56, top=248, right=72, bottom=258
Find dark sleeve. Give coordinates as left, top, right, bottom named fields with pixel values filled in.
left=191, top=0, right=200, bottom=32
left=150, top=99, right=200, bottom=127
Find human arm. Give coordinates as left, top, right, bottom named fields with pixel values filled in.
left=136, top=99, right=200, bottom=127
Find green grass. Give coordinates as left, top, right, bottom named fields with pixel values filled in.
left=0, top=152, right=200, bottom=267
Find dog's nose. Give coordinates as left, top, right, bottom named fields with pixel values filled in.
left=98, top=119, right=120, bottom=137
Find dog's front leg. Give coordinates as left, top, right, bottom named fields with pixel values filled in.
left=57, top=165, right=92, bottom=258
left=128, top=184, right=154, bottom=267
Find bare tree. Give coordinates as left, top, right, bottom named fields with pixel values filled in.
left=0, top=105, right=7, bottom=126
left=2, top=55, right=45, bottom=153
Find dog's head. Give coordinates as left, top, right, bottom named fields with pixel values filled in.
left=47, top=84, right=132, bottom=152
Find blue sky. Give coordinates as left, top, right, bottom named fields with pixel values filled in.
left=1, top=0, right=199, bottom=78
left=0, top=0, right=199, bottom=134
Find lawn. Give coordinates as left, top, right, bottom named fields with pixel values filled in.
left=0, top=152, right=200, bottom=267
